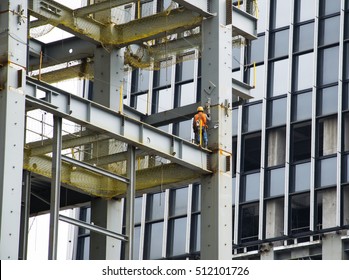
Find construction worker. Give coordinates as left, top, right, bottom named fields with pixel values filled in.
left=193, top=106, right=210, bottom=148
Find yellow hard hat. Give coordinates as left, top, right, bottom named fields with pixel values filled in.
left=197, top=106, right=204, bottom=112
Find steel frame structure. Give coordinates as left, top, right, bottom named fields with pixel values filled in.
left=0, top=0, right=257, bottom=260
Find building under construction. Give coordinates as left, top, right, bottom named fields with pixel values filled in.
left=0, top=0, right=348, bottom=260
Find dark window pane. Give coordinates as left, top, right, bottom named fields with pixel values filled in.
left=145, top=222, right=163, bottom=259
left=292, top=122, right=311, bottom=162
left=240, top=203, right=259, bottom=243
left=318, top=116, right=337, bottom=157
left=249, top=35, right=265, bottom=63
left=342, top=155, right=349, bottom=183
left=243, top=103, right=262, bottom=132
left=317, top=157, right=337, bottom=188
left=319, top=16, right=340, bottom=46
left=270, top=29, right=289, bottom=58
left=292, top=162, right=311, bottom=192
left=318, top=46, right=339, bottom=86
left=344, top=83, right=349, bottom=110
left=190, top=214, right=200, bottom=252
left=291, top=193, right=310, bottom=234
left=269, top=59, right=289, bottom=97
left=344, top=114, right=349, bottom=152
left=294, top=23, right=314, bottom=52
left=168, top=217, right=187, bottom=257
left=266, top=167, right=285, bottom=197
left=292, top=91, right=312, bottom=121
left=192, top=184, right=201, bottom=212
left=295, top=0, right=316, bottom=22
left=317, top=86, right=338, bottom=116
left=271, top=0, right=291, bottom=29
left=320, top=0, right=341, bottom=16
left=170, top=188, right=188, bottom=217
left=243, top=133, right=261, bottom=172
left=344, top=43, right=349, bottom=80
left=267, top=127, right=286, bottom=167
left=268, top=97, right=287, bottom=127
left=241, top=172, right=260, bottom=202
left=293, top=52, right=314, bottom=91
left=345, top=15, right=349, bottom=39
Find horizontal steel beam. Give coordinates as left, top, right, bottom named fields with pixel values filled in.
left=142, top=102, right=199, bottom=126
left=29, top=1, right=203, bottom=47
left=232, top=6, right=257, bottom=40
left=61, top=155, right=129, bottom=184
left=59, top=214, right=128, bottom=242
left=25, top=77, right=211, bottom=174
left=74, top=0, right=136, bottom=17
left=29, top=37, right=95, bottom=71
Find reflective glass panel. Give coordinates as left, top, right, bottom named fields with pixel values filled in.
left=133, top=226, right=141, bottom=260
left=271, top=0, right=291, bottom=29
left=317, top=86, right=338, bottom=116
left=133, top=69, right=149, bottom=92
left=268, top=97, right=287, bottom=127
left=241, top=173, right=260, bottom=202
left=134, top=93, right=148, bottom=114
left=270, top=29, right=289, bottom=59
left=295, top=0, right=316, bottom=22
left=269, top=59, right=289, bottom=97
left=243, top=133, right=262, bottom=172
left=250, top=35, right=265, bottom=63
left=134, top=197, right=143, bottom=224
left=232, top=109, right=238, bottom=136
left=294, top=52, right=314, bottom=92
left=192, top=184, right=201, bottom=212
left=344, top=83, right=349, bottom=110
left=294, top=23, right=314, bottom=52
left=292, top=91, right=312, bottom=121
left=319, top=16, right=340, bottom=46
left=320, top=0, right=341, bottom=16
left=344, top=114, right=349, bottom=151
left=317, top=157, right=337, bottom=188
left=243, top=103, right=262, bottom=132
left=232, top=46, right=241, bottom=70
left=292, top=162, right=311, bottom=192
left=178, top=58, right=194, bottom=81
left=168, top=217, right=187, bottom=256
left=178, top=120, right=191, bottom=142
left=257, top=0, right=266, bottom=33
left=146, top=222, right=163, bottom=259
left=190, top=214, right=200, bottom=252
left=170, top=188, right=188, bottom=217
left=318, top=46, right=339, bottom=86
left=345, top=43, right=349, bottom=80
left=267, top=167, right=285, bottom=197
left=157, top=88, right=173, bottom=112
left=147, top=193, right=165, bottom=221
left=179, top=82, right=195, bottom=106
left=154, top=61, right=172, bottom=87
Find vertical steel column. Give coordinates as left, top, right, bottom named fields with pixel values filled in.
left=200, top=0, right=233, bottom=259
left=19, top=170, right=31, bottom=260
left=125, top=145, right=136, bottom=259
left=48, top=116, right=62, bottom=260
left=0, top=0, right=27, bottom=260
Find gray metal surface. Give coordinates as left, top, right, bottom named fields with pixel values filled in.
left=48, top=116, right=62, bottom=260
left=0, top=0, right=27, bottom=260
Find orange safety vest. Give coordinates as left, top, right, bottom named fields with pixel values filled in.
left=193, top=112, right=208, bottom=130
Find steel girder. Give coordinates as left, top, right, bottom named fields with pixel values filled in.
left=25, top=77, right=211, bottom=174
